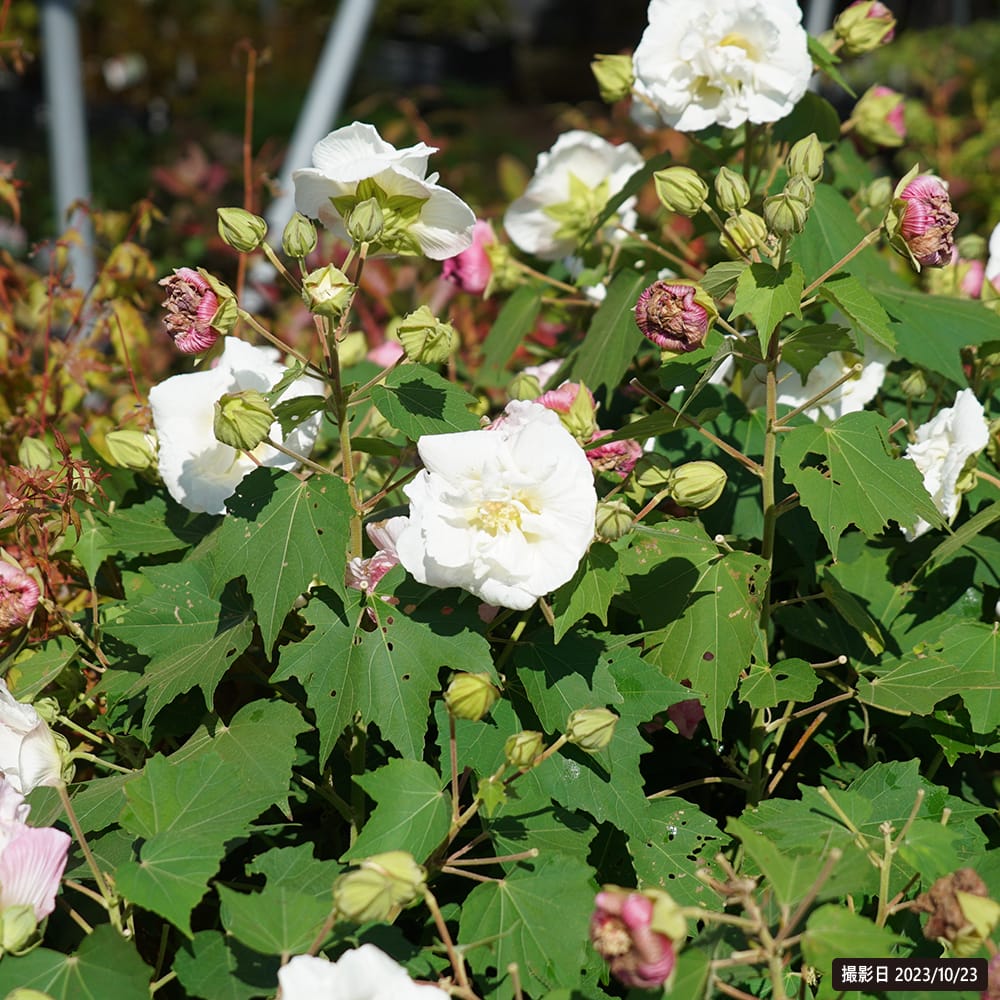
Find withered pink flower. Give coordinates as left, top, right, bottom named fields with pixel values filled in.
left=442, top=220, right=494, bottom=295
left=586, top=431, right=643, bottom=478
left=893, top=174, right=959, bottom=269
left=667, top=697, right=705, bottom=739
left=0, top=563, right=40, bottom=632
left=160, top=267, right=221, bottom=354
left=346, top=517, right=408, bottom=594
left=590, top=887, right=680, bottom=989
left=634, top=279, right=717, bottom=353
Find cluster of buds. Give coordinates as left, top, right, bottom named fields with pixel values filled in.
left=914, top=868, right=1000, bottom=957
left=634, top=454, right=728, bottom=511
left=832, top=1, right=896, bottom=57
left=634, top=279, right=718, bottom=355
left=590, top=886, right=686, bottom=989
left=765, top=134, right=825, bottom=239
left=884, top=167, right=959, bottom=270
left=332, top=850, right=426, bottom=924
left=159, top=267, right=237, bottom=354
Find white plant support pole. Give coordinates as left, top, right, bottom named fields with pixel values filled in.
left=40, top=0, right=95, bottom=290
left=263, top=0, right=378, bottom=241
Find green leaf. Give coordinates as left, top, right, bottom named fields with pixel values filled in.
left=806, top=35, right=856, bottom=98
left=779, top=411, right=944, bottom=559
left=802, top=905, right=902, bottom=978
left=562, top=268, right=655, bottom=399
left=730, top=261, right=804, bottom=351
left=821, top=569, right=885, bottom=655
left=272, top=393, right=325, bottom=438
left=479, top=285, right=543, bottom=384
left=273, top=587, right=493, bottom=761
left=344, top=759, right=451, bottom=862
left=371, top=364, right=481, bottom=437
left=624, top=522, right=768, bottom=738
left=921, top=502, right=1000, bottom=575
left=871, top=284, right=1000, bottom=384
left=817, top=273, right=897, bottom=350
left=896, top=819, right=968, bottom=883
left=7, top=635, right=78, bottom=700
left=702, top=261, right=746, bottom=301
left=98, top=494, right=218, bottom=556
left=550, top=543, right=626, bottom=642
left=173, top=931, right=278, bottom=1000
left=458, top=855, right=596, bottom=1000
left=782, top=323, right=857, bottom=382
left=0, top=925, right=151, bottom=999
left=116, top=700, right=308, bottom=933
left=739, top=657, right=820, bottom=709
left=210, top=467, right=353, bottom=653
left=106, top=561, right=255, bottom=726
left=70, top=516, right=115, bottom=585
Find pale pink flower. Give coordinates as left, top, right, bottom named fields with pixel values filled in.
left=0, top=563, right=40, bottom=632
left=442, top=220, right=494, bottom=295
left=367, top=340, right=405, bottom=367
left=585, top=432, right=643, bottom=478
left=346, top=516, right=409, bottom=594
left=159, top=267, right=221, bottom=354
left=667, top=698, right=705, bottom=739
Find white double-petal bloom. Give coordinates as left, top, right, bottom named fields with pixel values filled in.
left=632, top=0, right=813, bottom=133
left=292, top=122, right=475, bottom=260
left=903, top=388, right=989, bottom=540
left=395, top=401, right=598, bottom=610
left=149, top=338, right=324, bottom=515
left=278, top=944, right=448, bottom=1000
left=503, top=131, right=643, bottom=261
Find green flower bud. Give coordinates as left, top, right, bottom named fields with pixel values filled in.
left=853, top=85, right=906, bottom=148
left=31, top=697, right=60, bottom=725
left=784, top=174, right=815, bottom=208
left=833, top=1, right=896, bottom=57
left=217, top=207, right=268, bottom=253
left=668, top=460, right=727, bottom=509
left=900, top=369, right=928, bottom=399
left=301, top=264, right=354, bottom=319
left=714, top=166, right=750, bottom=214
left=213, top=390, right=275, bottom=451
left=559, top=382, right=599, bottom=443
left=0, top=904, right=38, bottom=956
left=104, top=429, right=158, bottom=473
left=633, top=453, right=673, bottom=490
left=347, top=197, right=385, bottom=244
left=507, top=371, right=543, bottom=401
left=862, top=176, right=893, bottom=213
left=590, top=53, right=634, bottom=103
left=397, top=305, right=457, bottom=365
left=566, top=707, right=619, bottom=752
left=504, top=730, right=545, bottom=769
left=653, top=166, right=709, bottom=217
left=445, top=672, right=500, bottom=721
left=764, top=192, right=809, bottom=237
left=17, top=438, right=54, bottom=471
left=719, top=209, right=768, bottom=258
left=282, top=211, right=317, bottom=259
left=787, top=133, right=825, bottom=182
left=952, top=891, right=1000, bottom=957
left=484, top=241, right=519, bottom=295
left=595, top=499, right=634, bottom=541
left=957, top=234, right=986, bottom=260
left=333, top=867, right=394, bottom=924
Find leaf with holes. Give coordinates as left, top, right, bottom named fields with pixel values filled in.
left=209, top=467, right=353, bottom=653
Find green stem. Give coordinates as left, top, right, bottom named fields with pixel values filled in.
left=57, top=783, right=120, bottom=925
left=348, top=721, right=367, bottom=846
left=264, top=436, right=330, bottom=476
left=238, top=309, right=317, bottom=373
left=801, top=228, right=882, bottom=299
left=70, top=752, right=134, bottom=775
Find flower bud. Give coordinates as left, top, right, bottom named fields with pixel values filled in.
left=884, top=167, right=959, bottom=271
left=764, top=192, right=809, bottom=237
left=104, top=429, right=158, bottom=473
left=445, top=672, right=500, bottom=721
left=346, top=197, right=385, bottom=244
left=0, top=904, right=39, bottom=956
left=397, top=305, right=458, bottom=365
left=787, top=133, right=825, bottom=182
left=714, top=166, right=750, bottom=214
left=0, top=563, right=40, bottom=632
left=301, top=264, right=354, bottom=319
left=719, top=209, right=768, bottom=258
left=507, top=371, right=542, bottom=401
left=590, top=53, right=634, bottom=103
left=853, top=85, right=906, bottom=148
left=952, top=892, right=1000, bottom=957
left=591, top=886, right=685, bottom=990
left=333, top=851, right=425, bottom=924
left=17, top=438, right=54, bottom=471
left=483, top=241, right=519, bottom=294
left=281, top=211, right=317, bottom=259
left=783, top=174, right=815, bottom=208
left=862, top=176, right=893, bottom=213
left=668, top=461, right=727, bottom=509
left=634, top=279, right=717, bottom=354
left=833, top=1, right=896, bottom=56
left=633, top=453, right=673, bottom=489
left=566, top=708, right=619, bottom=752
left=536, top=381, right=598, bottom=442
left=213, top=390, right=275, bottom=451
left=160, top=267, right=231, bottom=353
left=595, top=499, right=634, bottom=541
left=217, top=207, right=268, bottom=253
left=443, top=220, right=495, bottom=296
left=586, top=433, right=643, bottom=479
left=504, top=730, right=545, bottom=769
left=900, top=369, right=928, bottom=399
left=653, top=167, right=708, bottom=217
